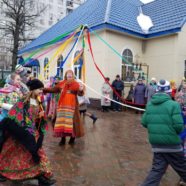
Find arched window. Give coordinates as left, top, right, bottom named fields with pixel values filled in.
left=122, top=49, right=133, bottom=64
left=44, top=57, right=49, bottom=80
left=121, top=49, right=133, bottom=82
left=57, top=55, right=64, bottom=79
left=74, top=50, right=83, bottom=79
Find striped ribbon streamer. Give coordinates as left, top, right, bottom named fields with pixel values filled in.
left=21, top=26, right=81, bottom=64
left=38, top=31, right=77, bottom=80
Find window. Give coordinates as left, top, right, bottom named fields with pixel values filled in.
left=67, top=8, right=73, bottom=14
left=122, top=49, right=133, bottom=64
left=57, top=55, right=63, bottom=79
left=33, top=67, right=38, bottom=78
left=44, top=57, right=49, bottom=80
left=67, top=1, right=73, bottom=7
left=121, top=49, right=134, bottom=82
left=74, top=50, right=83, bottom=79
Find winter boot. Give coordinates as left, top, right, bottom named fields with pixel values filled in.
left=68, top=137, right=75, bottom=145
left=59, top=137, right=66, bottom=146
left=38, top=175, right=56, bottom=186
left=90, top=114, right=97, bottom=124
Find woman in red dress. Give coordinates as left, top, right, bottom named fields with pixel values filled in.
left=44, top=70, right=84, bottom=145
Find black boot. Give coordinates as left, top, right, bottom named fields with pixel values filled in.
left=90, top=114, right=97, bottom=124
left=68, top=137, right=75, bottom=145
left=38, top=175, right=56, bottom=186
left=0, top=174, right=6, bottom=182
left=59, top=137, right=66, bottom=146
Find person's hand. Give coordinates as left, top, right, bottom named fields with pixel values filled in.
left=38, top=111, right=45, bottom=118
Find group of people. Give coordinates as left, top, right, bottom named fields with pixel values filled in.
left=0, top=65, right=57, bottom=185
left=101, top=75, right=180, bottom=113
left=0, top=67, right=96, bottom=185
left=1, top=64, right=186, bottom=186
left=101, top=75, right=124, bottom=112
left=101, top=75, right=156, bottom=113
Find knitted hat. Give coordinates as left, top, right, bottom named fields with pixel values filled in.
left=26, top=79, right=44, bottom=91
left=15, top=64, right=28, bottom=77
left=157, top=79, right=171, bottom=93
left=15, top=64, right=24, bottom=73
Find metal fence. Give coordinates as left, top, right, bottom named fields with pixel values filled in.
left=0, top=69, right=11, bottom=80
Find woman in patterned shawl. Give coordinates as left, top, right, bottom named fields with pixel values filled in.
left=0, top=73, right=23, bottom=121
left=43, top=69, right=84, bottom=145
left=0, top=79, right=56, bottom=186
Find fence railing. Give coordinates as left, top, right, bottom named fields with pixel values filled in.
left=0, top=69, right=11, bottom=80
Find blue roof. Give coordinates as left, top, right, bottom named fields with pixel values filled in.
left=19, top=0, right=186, bottom=54
left=24, top=59, right=40, bottom=67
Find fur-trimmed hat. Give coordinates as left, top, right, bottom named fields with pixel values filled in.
left=26, top=79, right=44, bottom=91
left=157, top=79, right=171, bottom=93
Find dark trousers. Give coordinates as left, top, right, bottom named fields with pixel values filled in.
left=102, top=106, right=109, bottom=111
left=142, top=152, right=186, bottom=186
left=112, top=94, right=122, bottom=111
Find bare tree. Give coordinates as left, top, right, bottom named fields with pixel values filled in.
left=0, top=0, right=46, bottom=71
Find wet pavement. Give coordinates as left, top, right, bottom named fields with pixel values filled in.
left=1, top=109, right=180, bottom=186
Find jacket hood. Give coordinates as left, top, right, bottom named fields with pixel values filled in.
left=151, top=93, right=171, bottom=105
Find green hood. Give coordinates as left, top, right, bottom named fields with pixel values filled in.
left=151, top=93, right=171, bottom=105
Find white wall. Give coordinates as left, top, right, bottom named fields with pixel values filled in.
left=104, top=30, right=143, bottom=81
left=143, top=34, right=178, bottom=82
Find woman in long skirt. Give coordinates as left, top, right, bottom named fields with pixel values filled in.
left=43, top=70, right=84, bottom=145
left=0, top=79, right=56, bottom=186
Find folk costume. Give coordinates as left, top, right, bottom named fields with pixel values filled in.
left=0, top=79, right=55, bottom=186
left=43, top=70, right=84, bottom=145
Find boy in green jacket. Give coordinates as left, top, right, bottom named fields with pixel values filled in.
left=141, top=79, right=186, bottom=186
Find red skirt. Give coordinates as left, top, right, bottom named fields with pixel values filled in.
left=0, top=136, right=52, bottom=180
